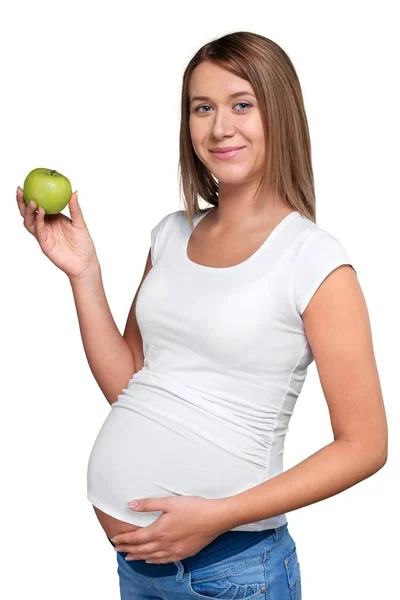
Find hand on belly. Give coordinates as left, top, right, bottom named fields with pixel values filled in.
left=92, top=505, right=143, bottom=540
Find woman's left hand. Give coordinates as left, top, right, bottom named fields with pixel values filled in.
left=111, top=495, right=229, bottom=564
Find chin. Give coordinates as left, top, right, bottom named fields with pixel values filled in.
left=212, top=171, right=253, bottom=184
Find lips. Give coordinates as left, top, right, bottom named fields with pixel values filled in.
left=210, top=146, right=245, bottom=153
left=210, top=147, right=245, bottom=160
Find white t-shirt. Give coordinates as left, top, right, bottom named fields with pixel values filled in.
left=87, top=208, right=356, bottom=530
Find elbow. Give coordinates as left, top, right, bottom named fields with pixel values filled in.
left=350, top=421, right=389, bottom=475
left=342, top=436, right=388, bottom=477
left=366, top=441, right=388, bottom=475
left=375, top=445, right=388, bottom=471
left=374, top=428, right=389, bottom=472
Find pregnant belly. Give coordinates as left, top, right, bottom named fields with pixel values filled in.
left=92, top=505, right=142, bottom=540
left=87, top=388, right=268, bottom=531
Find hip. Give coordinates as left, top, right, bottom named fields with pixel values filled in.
left=115, top=523, right=301, bottom=599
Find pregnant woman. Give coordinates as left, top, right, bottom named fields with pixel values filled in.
left=17, top=31, right=387, bottom=600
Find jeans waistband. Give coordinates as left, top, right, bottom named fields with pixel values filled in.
left=110, top=524, right=286, bottom=578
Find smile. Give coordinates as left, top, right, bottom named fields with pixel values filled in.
left=210, top=148, right=245, bottom=160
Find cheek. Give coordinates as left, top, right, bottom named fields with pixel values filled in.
left=190, top=132, right=210, bottom=160
left=190, top=120, right=207, bottom=142
left=247, top=120, right=265, bottom=144
left=249, top=131, right=267, bottom=162
left=245, top=113, right=265, bottom=142
left=189, top=121, right=202, bottom=146
left=189, top=138, right=206, bottom=163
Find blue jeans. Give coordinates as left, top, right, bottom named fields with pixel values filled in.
left=109, top=523, right=301, bottom=599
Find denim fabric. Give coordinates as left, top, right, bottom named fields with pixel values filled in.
left=109, top=523, right=301, bottom=599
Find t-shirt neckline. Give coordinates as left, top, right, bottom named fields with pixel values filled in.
left=183, top=209, right=301, bottom=272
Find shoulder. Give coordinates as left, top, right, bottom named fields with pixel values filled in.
left=150, top=210, right=184, bottom=241
left=150, top=210, right=183, bottom=265
left=151, top=209, right=182, bottom=231
left=151, top=208, right=209, bottom=238
left=291, top=216, right=357, bottom=316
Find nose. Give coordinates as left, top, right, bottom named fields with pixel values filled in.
left=211, top=108, right=236, bottom=139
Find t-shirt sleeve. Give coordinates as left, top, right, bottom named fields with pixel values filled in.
left=150, top=212, right=174, bottom=265
left=150, top=220, right=161, bottom=266
left=294, top=231, right=357, bottom=316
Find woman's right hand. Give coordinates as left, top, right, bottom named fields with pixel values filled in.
left=17, top=187, right=100, bottom=281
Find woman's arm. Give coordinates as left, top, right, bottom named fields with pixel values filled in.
left=215, top=265, right=388, bottom=530
left=69, top=263, right=136, bottom=406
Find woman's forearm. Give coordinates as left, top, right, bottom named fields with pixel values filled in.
left=69, top=263, right=135, bottom=406
left=216, top=439, right=387, bottom=531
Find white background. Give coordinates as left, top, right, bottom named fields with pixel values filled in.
left=1, top=0, right=398, bottom=598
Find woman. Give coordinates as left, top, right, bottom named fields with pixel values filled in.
left=17, top=31, right=387, bottom=600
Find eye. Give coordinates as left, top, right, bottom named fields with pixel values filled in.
left=194, top=102, right=252, bottom=113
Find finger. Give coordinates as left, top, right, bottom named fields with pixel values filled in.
left=131, top=553, right=170, bottom=563
left=23, top=200, right=38, bottom=235
left=145, top=557, right=168, bottom=564
left=16, top=186, right=27, bottom=218
left=117, top=534, right=146, bottom=547
left=68, top=191, right=86, bottom=228
left=35, top=205, right=47, bottom=245
left=119, top=542, right=158, bottom=556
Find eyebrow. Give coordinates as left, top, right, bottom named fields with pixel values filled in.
left=190, top=91, right=256, bottom=105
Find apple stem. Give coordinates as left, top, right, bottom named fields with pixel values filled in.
left=50, top=170, right=56, bottom=176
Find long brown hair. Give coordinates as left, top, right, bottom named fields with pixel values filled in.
left=178, top=31, right=316, bottom=230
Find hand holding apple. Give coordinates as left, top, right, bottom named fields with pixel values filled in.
left=17, top=173, right=100, bottom=281
left=23, top=168, right=72, bottom=215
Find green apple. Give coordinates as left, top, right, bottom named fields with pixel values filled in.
left=23, top=168, right=72, bottom=215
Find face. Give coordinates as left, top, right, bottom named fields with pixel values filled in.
left=189, top=61, right=267, bottom=186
